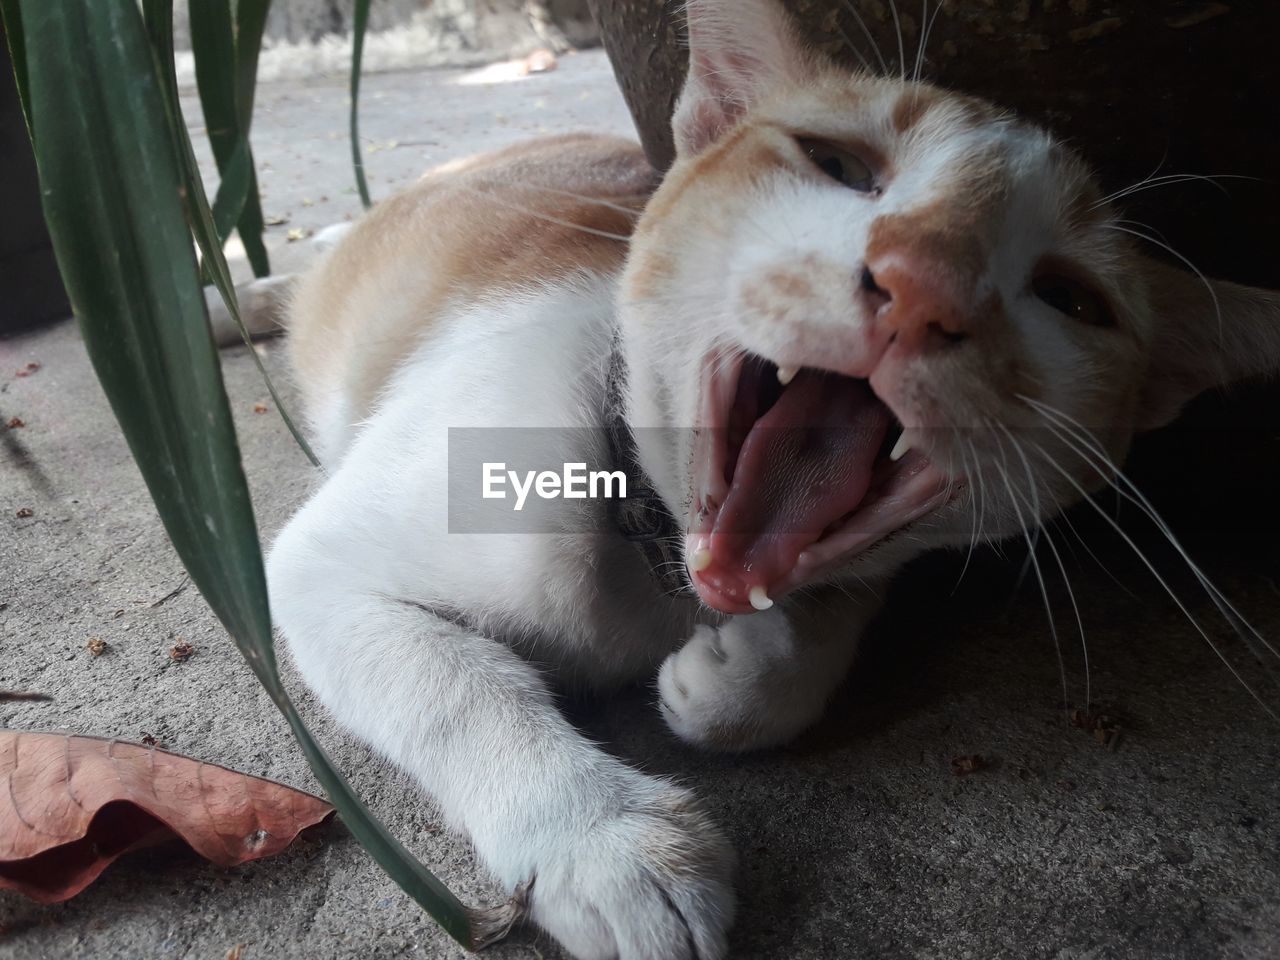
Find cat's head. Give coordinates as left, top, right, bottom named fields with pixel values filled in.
left=618, top=0, right=1280, bottom=615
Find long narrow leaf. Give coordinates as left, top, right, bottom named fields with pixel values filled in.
left=0, top=0, right=31, bottom=135
left=233, top=0, right=270, bottom=125
left=228, top=0, right=272, bottom=275
left=19, top=0, right=514, bottom=947
left=350, top=0, right=372, bottom=208
left=143, top=0, right=318, bottom=467
left=189, top=0, right=270, bottom=275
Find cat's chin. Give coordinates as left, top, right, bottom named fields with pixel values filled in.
left=684, top=352, right=953, bottom=615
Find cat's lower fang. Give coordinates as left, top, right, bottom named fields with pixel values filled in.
left=748, top=585, right=773, bottom=611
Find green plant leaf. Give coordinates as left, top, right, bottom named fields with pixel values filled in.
left=143, top=0, right=318, bottom=467
left=189, top=0, right=270, bottom=275
left=233, top=0, right=270, bottom=124
left=0, top=0, right=31, bottom=136
left=17, top=0, right=518, bottom=947
left=350, top=0, right=373, bottom=208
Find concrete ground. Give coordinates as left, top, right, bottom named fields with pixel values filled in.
left=3, top=49, right=1279, bottom=960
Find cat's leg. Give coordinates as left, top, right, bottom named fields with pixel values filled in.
left=657, top=588, right=877, bottom=751
left=268, top=519, right=735, bottom=960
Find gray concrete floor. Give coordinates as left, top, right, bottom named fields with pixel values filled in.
left=3, top=50, right=1280, bottom=960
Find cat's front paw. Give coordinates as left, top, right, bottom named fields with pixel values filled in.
left=528, top=782, right=735, bottom=960
left=658, top=612, right=827, bottom=751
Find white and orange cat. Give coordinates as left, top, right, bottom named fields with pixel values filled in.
left=253, top=1, right=1280, bottom=956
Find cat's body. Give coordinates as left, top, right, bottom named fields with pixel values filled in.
left=264, top=1, right=1280, bottom=956
left=269, top=135, right=746, bottom=960
left=277, top=133, right=703, bottom=689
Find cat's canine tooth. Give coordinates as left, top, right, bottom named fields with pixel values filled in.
left=776, top=366, right=798, bottom=386
left=690, top=547, right=713, bottom=572
left=889, top=433, right=911, bottom=462
left=748, top=585, right=773, bottom=611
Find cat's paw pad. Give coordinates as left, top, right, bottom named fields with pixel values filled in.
left=658, top=618, right=820, bottom=751
left=529, top=784, right=735, bottom=960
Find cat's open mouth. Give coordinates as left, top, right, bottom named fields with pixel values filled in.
left=687, top=353, right=952, bottom=614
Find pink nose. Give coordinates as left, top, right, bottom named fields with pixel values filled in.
left=862, top=252, right=972, bottom=349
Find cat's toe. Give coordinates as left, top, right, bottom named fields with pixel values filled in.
left=658, top=618, right=823, bottom=751
left=528, top=784, right=735, bottom=960
left=658, top=625, right=768, bottom=751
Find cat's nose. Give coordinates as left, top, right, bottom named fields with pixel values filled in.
left=860, top=254, right=971, bottom=349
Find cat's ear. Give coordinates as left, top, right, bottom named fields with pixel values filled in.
left=1136, top=259, right=1280, bottom=429
left=672, top=0, right=812, bottom=156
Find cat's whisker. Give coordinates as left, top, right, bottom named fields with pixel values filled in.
left=1117, top=151, right=1174, bottom=204
left=913, top=0, right=927, bottom=85
left=998, top=421, right=1092, bottom=711
left=913, top=0, right=943, bottom=85
left=1019, top=426, right=1280, bottom=722
left=966, top=433, right=1005, bottom=560
left=721, top=202, right=793, bottom=253
left=1110, top=217, right=1175, bottom=248
left=886, top=0, right=907, bottom=81
left=1051, top=504, right=1141, bottom=602
left=952, top=440, right=977, bottom=591
left=467, top=176, right=647, bottom=216
left=837, top=0, right=890, bottom=76
left=794, top=584, right=846, bottom=619
left=831, top=21, right=878, bottom=75
left=708, top=342, right=747, bottom=382
left=1101, top=222, right=1222, bottom=335
left=948, top=438, right=981, bottom=595
left=1096, top=172, right=1253, bottom=208
left=454, top=182, right=634, bottom=243
left=509, top=182, right=645, bottom=217
left=990, top=421, right=1073, bottom=715
left=616, top=291, right=725, bottom=311
left=1020, top=395, right=1280, bottom=667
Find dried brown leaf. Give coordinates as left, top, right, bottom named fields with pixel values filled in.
left=0, top=731, right=333, bottom=903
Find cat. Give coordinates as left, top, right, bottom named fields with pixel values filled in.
left=255, top=0, right=1280, bottom=956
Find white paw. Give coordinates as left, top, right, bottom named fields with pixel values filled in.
left=310, top=221, right=354, bottom=251
left=528, top=782, right=735, bottom=960
left=657, top=612, right=826, bottom=751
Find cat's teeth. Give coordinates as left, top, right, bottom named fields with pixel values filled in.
left=888, top=433, right=911, bottom=462
left=776, top=366, right=798, bottom=386
left=748, top=585, right=773, bottom=611
left=690, top=547, right=713, bottom=572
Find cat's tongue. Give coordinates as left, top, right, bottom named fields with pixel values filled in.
left=699, top=372, right=893, bottom=607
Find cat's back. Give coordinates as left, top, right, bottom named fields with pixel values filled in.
left=286, top=133, right=655, bottom=454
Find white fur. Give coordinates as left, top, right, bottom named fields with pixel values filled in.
left=266, top=3, right=1280, bottom=957
left=659, top=599, right=876, bottom=750
left=268, top=276, right=774, bottom=957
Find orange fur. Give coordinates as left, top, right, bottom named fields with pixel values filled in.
left=286, top=134, right=655, bottom=428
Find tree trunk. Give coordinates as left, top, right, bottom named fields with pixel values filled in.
left=590, top=0, right=1279, bottom=289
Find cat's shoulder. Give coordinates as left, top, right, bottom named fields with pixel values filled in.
left=286, top=134, right=651, bottom=459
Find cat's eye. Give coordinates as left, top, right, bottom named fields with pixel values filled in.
left=1032, top=274, right=1115, bottom=328
left=797, top=138, right=877, bottom=193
